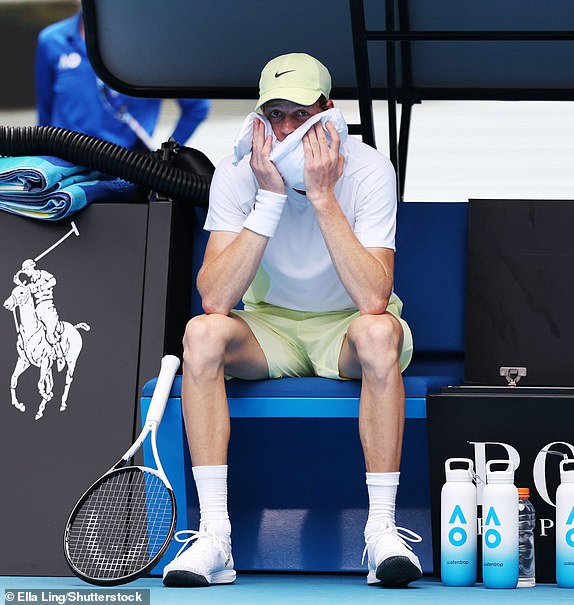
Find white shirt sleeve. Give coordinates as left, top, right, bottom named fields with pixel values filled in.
left=204, top=155, right=256, bottom=233
left=349, top=146, right=397, bottom=251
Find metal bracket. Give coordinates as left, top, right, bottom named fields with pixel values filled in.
left=499, top=366, right=527, bottom=387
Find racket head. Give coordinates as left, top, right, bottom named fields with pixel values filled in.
left=64, top=465, right=177, bottom=586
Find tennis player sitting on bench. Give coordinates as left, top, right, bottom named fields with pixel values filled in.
left=162, top=52, right=422, bottom=588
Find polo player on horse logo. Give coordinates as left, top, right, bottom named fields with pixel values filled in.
left=3, top=223, right=90, bottom=420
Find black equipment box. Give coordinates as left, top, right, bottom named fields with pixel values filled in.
left=0, top=201, right=201, bottom=575
left=428, top=385, right=574, bottom=583
left=428, top=198, right=574, bottom=583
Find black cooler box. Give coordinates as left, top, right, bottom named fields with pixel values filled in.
left=428, top=199, right=574, bottom=583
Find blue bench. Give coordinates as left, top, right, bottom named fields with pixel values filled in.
left=141, top=200, right=468, bottom=574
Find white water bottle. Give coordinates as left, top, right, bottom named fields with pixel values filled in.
left=482, top=459, right=519, bottom=589
left=441, top=458, right=477, bottom=586
left=556, top=459, right=574, bottom=588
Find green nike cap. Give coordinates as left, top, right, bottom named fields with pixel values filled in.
left=255, top=53, right=332, bottom=110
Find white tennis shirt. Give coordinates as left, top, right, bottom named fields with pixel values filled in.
left=204, top=135, right=399, bottom=313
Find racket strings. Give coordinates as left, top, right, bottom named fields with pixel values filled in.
left=66, top=469, right=174, bottom=580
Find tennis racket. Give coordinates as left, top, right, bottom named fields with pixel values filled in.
left=63, top=354, right=180, bottom=586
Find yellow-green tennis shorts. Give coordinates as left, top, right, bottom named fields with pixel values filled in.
left=230, top=301, right=413, bottom=380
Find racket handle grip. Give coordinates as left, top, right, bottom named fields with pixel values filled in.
left=147, top=355, right=180, bottom=425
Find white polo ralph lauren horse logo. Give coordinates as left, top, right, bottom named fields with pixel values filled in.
left=3, top=222, right=90, bottom=420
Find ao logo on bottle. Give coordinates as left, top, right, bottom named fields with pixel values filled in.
left=483, top=507, right=502, bottom=548
left=448, top=505, right=470, bottom=547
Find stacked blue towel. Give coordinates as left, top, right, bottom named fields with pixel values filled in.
left=0, top=155, right=140, bottom=220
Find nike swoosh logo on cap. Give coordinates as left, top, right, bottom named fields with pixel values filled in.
left=275, top=70, right=296, bottom=78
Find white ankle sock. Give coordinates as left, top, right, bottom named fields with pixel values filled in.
left=365, top=472, right=400, bottom=535
left=193, top=465, right=231, bottom=537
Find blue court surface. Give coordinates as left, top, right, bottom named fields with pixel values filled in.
left=1, top=575, right=573, bottom=605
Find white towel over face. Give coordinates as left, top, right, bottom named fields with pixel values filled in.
left=233, top=108, right=348, bottom=191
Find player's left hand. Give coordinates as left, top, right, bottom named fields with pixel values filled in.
left=302, top=121, right=344, bottom=206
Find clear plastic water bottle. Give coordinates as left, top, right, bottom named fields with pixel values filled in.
left=517, top=487, right=536, bottom=587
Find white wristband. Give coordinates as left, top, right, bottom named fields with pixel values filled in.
left=243, top=189, right=287, bottom=238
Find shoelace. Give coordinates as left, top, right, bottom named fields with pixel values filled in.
left=173, top=529, right=231, bottom=564
left=361, top=522, right=422, bottom=565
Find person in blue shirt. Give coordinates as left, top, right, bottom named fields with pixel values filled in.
left=35, top=11, right=210, bottom=152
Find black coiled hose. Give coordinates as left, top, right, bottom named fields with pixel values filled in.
left=0, top=125, right=212, bottom=207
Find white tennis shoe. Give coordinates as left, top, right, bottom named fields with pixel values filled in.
left=363, top=520, right=423, bottom=587
left=162, top=523, right=236, bottom=587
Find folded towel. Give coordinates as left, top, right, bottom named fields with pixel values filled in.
left=233, top=108, right=348, bottom=191
left=0, top=155, right=139, bottom=220
left=0, top=155, right=100, bottom=192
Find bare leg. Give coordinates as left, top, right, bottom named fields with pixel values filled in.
left=339, top=313, right=421, bottom=587
left=338, top=313, right=405, bottom=472
left=181, top=313, right=269, bottom=466
left=162, top=313, right=269, bottom=586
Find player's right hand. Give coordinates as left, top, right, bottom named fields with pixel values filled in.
left=250, top=119, right=285, bottom=195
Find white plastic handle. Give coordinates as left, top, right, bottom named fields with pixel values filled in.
left=486, top=459, right=514, bottom=474
left=145, top=355, right=180, bottom=425
left=445, top=458, right=474, bottom=473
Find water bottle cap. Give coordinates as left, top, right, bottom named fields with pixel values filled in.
left=517, top=487, right=530, bottom=499
left=445, top=458, right=474, bottom=481
left=486, top=459, right=515, bottom=483
left=560, top=458, right=574, bottom=482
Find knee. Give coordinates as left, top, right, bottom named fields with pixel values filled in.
left=182, top=314, right=233, bottom=369
left=347, top=314, right=402, bottom=370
